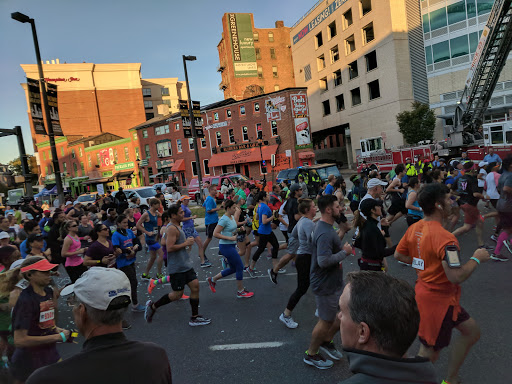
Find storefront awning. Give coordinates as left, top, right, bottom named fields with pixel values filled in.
left=171, top=159, right=185, bottom=172
left=209, top=145, right=279, bottom=168
left=83, top=177, right=112, bottom=185
left=298, top=151, right=315, bottom=159
left=149, top=172, right=163, bottom=179
left=114, top=170, right=134, bottom=179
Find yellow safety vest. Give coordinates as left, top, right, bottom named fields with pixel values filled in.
left=406, top=163, right=417, bottom=177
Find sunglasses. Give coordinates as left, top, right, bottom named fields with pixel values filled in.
left=100, top=227, right=109, bottom=231
left=69, top=224, right=78, bottom=228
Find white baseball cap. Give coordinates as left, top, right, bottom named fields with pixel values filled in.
left=478, top=161, right=488, bottom=167
left=60, top=268, right=131, bottom=310
left=367, top=178, right=388, bottom=188
left=0, top=232, right=9, bottom=240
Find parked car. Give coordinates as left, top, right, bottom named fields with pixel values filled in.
left=112, top=187, right=171, bottom=212
left=188, top=173, right=254, bottom=201
left=76, top=192, right=98, bottom=206
left=276, top=163, right=342, bottom=184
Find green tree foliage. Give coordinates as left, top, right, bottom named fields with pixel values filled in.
left=8, top=155, right=38, bottom=176
left=396, top=101, right=436, bottom=145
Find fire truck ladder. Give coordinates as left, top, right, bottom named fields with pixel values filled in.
left=455, top=0, right=512, bottom=136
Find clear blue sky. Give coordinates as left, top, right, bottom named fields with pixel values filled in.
left=0, top=0, right=314, bottom=164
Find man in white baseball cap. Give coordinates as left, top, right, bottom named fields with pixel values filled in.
left=27, top=268, right=172, bottom=384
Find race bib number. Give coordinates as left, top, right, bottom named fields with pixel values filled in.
left=39, top=300, right=56, bottom=329
left=412, top=257, right=425, bottom=270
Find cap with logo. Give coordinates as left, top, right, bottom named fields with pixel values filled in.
left=367, top=178, right=388, bottom=189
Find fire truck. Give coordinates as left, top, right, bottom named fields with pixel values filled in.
left=357, top=0, right=512, bottom=173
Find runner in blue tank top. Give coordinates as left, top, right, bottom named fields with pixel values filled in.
left=136, top=198, right=164, bottom=280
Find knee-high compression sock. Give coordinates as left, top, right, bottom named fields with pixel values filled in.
left=154, top=293, right=172, bottom=308
left=190, top=298, right=199, bottom=317
left=153, top=275, right=170, bottom=286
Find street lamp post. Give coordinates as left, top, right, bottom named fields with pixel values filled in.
left=11, top=12, right=65, bottom=205
left=182, top=55, right=204, bottom=203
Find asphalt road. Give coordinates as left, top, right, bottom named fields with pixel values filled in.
left=52, top=213, right=511, bottom=384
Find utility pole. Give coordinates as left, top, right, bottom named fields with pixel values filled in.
left=0, top=126, right=34, bottom=197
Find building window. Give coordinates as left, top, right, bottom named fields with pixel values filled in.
left=135, top=147, right=140, bottom=160
left=430, top=7, right=447, bottom=30
left=156, top=141, right=172, bottom=157
left=124, top=147, right=130, bottom=161
left=349, top=60, right=359, bottom=79
left=274, top=85, right=280, bottom=91
left=330, top=45, right=340, bottom=63
left=268, top=31, right=274, bottom=42
left=272, top=66, right=278, bottom=78
left=96, top=153, right=100, bottom=165
left=328, top=21, right=337, bottom=39
left=144, top=101, right=153, bottom=109
left=229, top=129, right=235, bottom=144
left=257, top=66, right=263, bottom=79
left=204, top=159, right=210, bottom=175
left=351, top=88, right=362, bottom=106
left=201, top=138, right=207, bottom=148
left=345, top=35, right=356, bottom=55
left=114, top=149, right=118, bottom=163
left=362, top=23, right=374, bottom=44
left=142, top=88, right=151, bottom=97
left=132, top=132, right=137, bottom=140
left=336, top=94, right=345, bottom=111
left=467, top=0, right=477, bottom=18
left=144, top=144, right=150, bottom=158
left=73, top=163, right=78, bottom=175
left=304, top=64, right=312, bottom=82
left=447, top=1, right=466, bottom=25
left=142, top=129, right=148, bottom=138
left=78, top=147, right=83, bottom=157
left=255, top=48, right=261, bottom=60
left=368, top=80, right=381, bottom=100
left=87, top=155, right=92, bottom=168
left=254, top=103, right=260, bottom=112
left=333, top=69, right=342, bottom=86
left=63, top=162, right=67, bottom=173
left=242, top=127, right=249, bottom=141
left=425, top=46, right=433, bottom=65
left=162, top=99, right=171, bottom=106
left=80, top=162, right=85, bottom=176
left=271, top=120, right=278, bottom=136
left=317, top=55, right=326, bottom=71
left=450, top=35, right=469, bottom=58
left=365, top=50, right=378, bottom=71
left=191, top=161, right=198, bottom=176
left=422, top=14, right=430, bottom=33
left=145, top=113, right=154, bottom=120
left=343, top=9, right=353, bottom=30
left=188, top=138, right=194, bottom=150
left=155, top=125, right=170, bottom=135
left=240, top=105, right=246, bottom=115
left=175, top=123, right=180, bottom=130
left=477, top=0, right=494, bottom=16
left=60, top=147, right=64, bottom=156
left=214, top=112, right=219, bottom=121
left=322, top=100, right=331, bottom=116
left=469, top=31, right=480, bottom=53
left=432, top=40, right=450, bottom=63
left=270, top=48, right=276, bottom=59
left=71, top=149, right=75, bottom=159
left=320, top=77, right=328, bottom=92
left=216, top=131, right=222, bottom=146
left=226, top=109, right=232, bottom=118
left=360, top=0, right=372, bottom=16
left=161, top=87, right=170, bottom=96
left=176, top=139, right=182, bottom=153
left=315, top=32, right=323, bottom=48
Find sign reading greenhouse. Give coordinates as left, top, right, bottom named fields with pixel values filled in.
left=229, top=13, right=257, bottom=78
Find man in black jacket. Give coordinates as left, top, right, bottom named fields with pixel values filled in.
left=46, top=209, right=66, bottom=265
left=338, top=271, right=437, bottom=384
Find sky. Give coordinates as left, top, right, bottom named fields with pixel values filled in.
left=0, top=0, right=315, bottom=164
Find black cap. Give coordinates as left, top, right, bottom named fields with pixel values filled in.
left=359, top=198, right=383, bottom=217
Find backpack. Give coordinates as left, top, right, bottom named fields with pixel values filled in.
left=252, top=203, right=260, bottom=231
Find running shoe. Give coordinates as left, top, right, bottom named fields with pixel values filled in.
left=490, top=253, right=509, bottom=262
left=141, top=273, right=151, bottom=280
left=490, top=234, right=499, bottom=242
left=504, top=239, right=512, bottom=254
left=244, top=267, right=256, bottom=279
left=303, top=351, right=333, bottom=369
left=278, top=268, right=286, bottom=274
left=144, top=300, right=156, bottom=323
left=131, top=304, right=146, bottom=312
left=189, top=315, right=211, bottom=327
left=156, top=273, right=166, bottom=279
left=122, top=320, right=132, bottom=330
left=207, top=277, right=216, bottom=293
left=201, top=260, right=213, bottom=268
left=268, top=268, right=278, bottom=284
left=147, top=279, right=157, bottom=294
left=279, top=313, right=298, bottom=329
left=319, top=341, right=343, bottom=360
left=237, top=289, right=254, bottom=298
left=180, top=294, right=190, bottom=301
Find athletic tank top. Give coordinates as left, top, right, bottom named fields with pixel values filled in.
left=65, top=234, right=83, bottom=267
left=407, top=191, right=423, bottom=218
left=144, top=211, right=158, bottom=243
left=166, top=224, right=193, bottom=275
left=391, top=177, right=403, bottom=201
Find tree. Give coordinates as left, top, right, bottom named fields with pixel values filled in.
left=396, top=101, right=436, bottom=145
left=8, top=155, right=38, bottom=176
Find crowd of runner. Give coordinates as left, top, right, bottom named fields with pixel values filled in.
left=0, top=152, right=510, bottom=383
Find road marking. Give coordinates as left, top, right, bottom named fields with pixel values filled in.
left=199, top=273, right=297, bottom=283
left=209, top=342, right=284, bottom=351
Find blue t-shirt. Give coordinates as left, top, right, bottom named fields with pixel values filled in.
left=20, top=239, right=47, bottom=258
left=483, top=153, right=502, bottom=164
left=257, top=203, right=272, bottom=235
left=181, top=204, right=194, bottom=229
left=112, top=229, right=136, bottom=268
left=218, top=214, right=237, bottom=245
left=203, top=196, right=218, bottom=225
left=324, top=184, right=334, bottom=195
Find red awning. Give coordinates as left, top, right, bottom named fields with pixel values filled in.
left=298, top=151, right=315, bottom=159
left=171, top=159, right=185, bottom=172
left=209, top=145, right=279, bottom=168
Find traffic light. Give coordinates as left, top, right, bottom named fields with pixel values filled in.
left=261, top=160, right=267, bottom=174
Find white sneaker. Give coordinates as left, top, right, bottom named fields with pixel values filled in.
left=279, top=313, right=298, bottom=329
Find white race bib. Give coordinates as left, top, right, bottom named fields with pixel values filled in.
left=412, top=257, right=425, bottom=270
left=39, top=309, right=55, bottom=323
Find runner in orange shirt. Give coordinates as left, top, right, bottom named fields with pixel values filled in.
left=394, top=183, right=490, bottom=384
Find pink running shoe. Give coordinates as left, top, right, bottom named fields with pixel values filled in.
left=147, top=279, right=157, bottom=294
left=237, top=289, right=254, bottom=299
left=207, top=277, right=216, bottom=293
left=180, top=294, right=190, bottom=301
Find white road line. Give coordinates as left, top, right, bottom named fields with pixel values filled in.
left=209, top=342, right=284, bottom=351
left=209, top=247, right=219, bottom=249
left=199, top=273, right=297, bottom=283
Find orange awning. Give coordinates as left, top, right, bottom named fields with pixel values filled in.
left=171, top=159, right=185, bottom=172
left=209, top=145, right=279, bottom=168
left=298, top=151, right=315, bottom=159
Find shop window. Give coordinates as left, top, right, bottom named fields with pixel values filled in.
left=161, top=87, right=170, bottom=96
left=351, top=87, right=362, bottom=106
left=360, top=0, right=372, bottom=16
left=320, top=77, right=328, bottom=92
left=144, top=144, right=150, bottom=158
left=188, top=138, right=194, bottom=150
left=322, top=100, right=331, bottom=116
left=430, top=7, right=447, bottom=30
left=345, top=35, right=356, bottom=55
left=365, top=50, right=377, bottom=71
left=317, top=55, right=326, bottom=71
left=256, top=48, right=261, bottom=60
left=270, top=48, right=276, bottom=59
left=242, top=126, right=249, bottom=141
left=433, top=40, right=450, bottom=63
left=330, top=45, right=340, bottom=63
left=268, top=32, right=274, bottom=42
left=124, top=147, right=130, bottom=161
left=144, top=100, right=153, bottom=109
left=240, top=105, right=246, bottom=115
left=447, top=1, right=466, bottom=25
left=204, top=159, right=210, bottom=175
left=229, top=129, right=235, bottom=144
left=349, top=60, right=359, bottom=79
left=191, top=161, right=198, bottom=176
left=201, top=138, right=207, bottom=148
left=450, top=35, right=469, bottom=58
left=142, top=129, right=148, bottom=138
left=216, top=131, right=222, bottom=146
left=315, top=32, right=323, bottom=48
left=336, top=94, right=345, bottom=111
left=271, top=121, right=278, bottom=136
left=254, top=103, right=260, bottom=112
left=328, top=21, right=337, bottom=39
left=368, top=80, right=381, bottom=100
left=142, top=88, right=151, bottom=97
left=362, top=23, right=374, bottom=44
left=333, top=69, right=342, bottom=86
left=343, top=9, right=353, bottom=30
left=176, top=139, right=182, bottom=153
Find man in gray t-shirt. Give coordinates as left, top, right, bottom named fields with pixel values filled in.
left=304, top=195, right=353, bottom=370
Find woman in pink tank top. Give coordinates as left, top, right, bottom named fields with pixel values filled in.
left=61, top=220, right=88, bottom=283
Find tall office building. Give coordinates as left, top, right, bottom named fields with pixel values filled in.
left=421, top=0, right=512, bottom=138
left=141, top=78, right=187, bottom=120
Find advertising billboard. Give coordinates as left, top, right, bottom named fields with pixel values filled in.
left=27, top=78, right=46, bottom=135
left=46, top=83, right=64, bottom=136
left=228, top=13, right=257, bottom=78
left=290, top=93, right=311, bottom=146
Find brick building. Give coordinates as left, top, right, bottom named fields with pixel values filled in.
left=135, top=88, right=314, bottom=189
left=217, top=13, right=296, bottom=100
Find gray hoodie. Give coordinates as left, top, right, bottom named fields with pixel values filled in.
left=341, top=349, right=437, bottom=384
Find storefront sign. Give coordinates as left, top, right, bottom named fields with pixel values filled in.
left=156, top=160, right=175, bottom=169
left=290, top=93, right=308, bottom=118
left=27, top=77, right=46, bottom=135
left=204, top=121, right=229, bottom=130
left=229, top=13, right=257, bottom=78
left=114, top=162, right=134, bottom=171
left=102, top=171, right=113, bottom=177
left=192, top=101, right=204, bottom=138
left=44, top=77, right=80, bottom=83
left=294, top=117, right=311, bottom=146
left=285, top=150, right=292, bottom=157
left=46, top=83, right=63, bottom=136
left=220, top=141, right=267, bottom=152
left=179, top=99, right=192, bottom=138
